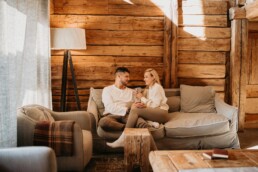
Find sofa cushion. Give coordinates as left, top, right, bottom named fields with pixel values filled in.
left=23, top=107, right=55, bottom=122
left=165, top=88, right=180, bottom=97
left=90, top=87, right=104, bottom=117
left=165, top=112, right=230, bottom=138
left=180, top=85, right=216, bottom=113
left=167, top=96, right=180, bottom=113
left=149, top=124, right=165, bottom=140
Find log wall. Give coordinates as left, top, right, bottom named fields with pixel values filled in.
left=50, top=0, right=231, bottom=111
left=177, top=0, right=230, bottom=100
left=50, top=0, right=168, bottom=111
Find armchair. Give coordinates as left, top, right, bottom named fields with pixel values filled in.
left=17, top=104, right=92, bottom=172
left=0, top=146, right=57, bottom=172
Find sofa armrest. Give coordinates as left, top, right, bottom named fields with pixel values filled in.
left=215, top=96, right=238, bottom=132
left=87, top=96, right=100, bottom=129
left=0, top=147, right=57, bottom=172
left=58, top=123, right=84, bottom=171
left=17, top=114, right=36, bottom=146
left=51, top=111, right=91, bottom=131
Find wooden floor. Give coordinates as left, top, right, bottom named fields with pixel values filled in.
left=84, top=129, right=258, bottom=172
left=238, top=128, right=258, bottom=149
left=84, top=153, right=124, bottom=172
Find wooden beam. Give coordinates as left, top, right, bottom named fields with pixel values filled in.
left=239, top=20, right=248, bottom=131
left=178, top=51, right=226, bottom=64
left=171, top=0, right=178, bottom=88
left=244, top=114, right=258, bottom=123
left=229, top=7, right=246, bottom=20
left=50, top=15, right=164, bottom=31
left=229, top=0, right=236, bottom=7
left=229, top=2, right=258, bottom=21
left=53, top=0, right=164, bottom=16
left=179, top=1, right=227, bottom=15
left=179, top=1, right=230, bottom=7
left=52, top=102, right=88, bottom=112
left=179, top=15, right=227, bottom=27
left=51, top=79, right=147, bottom=89
left=49, top=0, right=54, bottom=15
left=249, top=21, right=258, bottom=31
left=249, top=34, right=258, bottom=84
left=230, top=20, right=242, bottom=108
left=237, top=0, right=246, bottom=6
left=52, top=46, right=163, bottom=56
left=178, top=38, right=231, bottom=51
left=164, top=15, right=172, bottom=88
left=86, top=30, right=164, bottom=46
left=177, top=64, right=225, bottom=79
left=245, top=98, right=258, bottom=114
left=245, top=1, right=258, bottom=21
left=51, top=55, right=162, bottom=63
left=246, top=85, right=258, bottom=98
left=178, top=27, right=231, bottom=38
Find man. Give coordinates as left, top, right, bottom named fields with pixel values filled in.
left=99, top=67, right=147, bottom=131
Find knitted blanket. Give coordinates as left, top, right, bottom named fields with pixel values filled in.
left=34, top=120, right=75, bottom=156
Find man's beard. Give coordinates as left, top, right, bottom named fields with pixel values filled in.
left=120, top=80, right=128, bottom=86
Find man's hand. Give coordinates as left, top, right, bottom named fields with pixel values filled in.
left=132, top=102, right=146, bottom=109
left=136, top=92, right=143, bottom=99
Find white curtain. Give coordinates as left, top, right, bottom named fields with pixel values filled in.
left=0, top=0, right=51, bottom=147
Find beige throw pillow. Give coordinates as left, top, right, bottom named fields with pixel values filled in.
left=180, top=85, right=216, bottom=113
left=90, top=87, right=104, bottom=117
left=23, top=107, right=55, bottom=122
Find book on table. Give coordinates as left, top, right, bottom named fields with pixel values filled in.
left=202, top=149, right=229, bottom=160
left=212, top=148, right=229, bottom=159
left=202, top=152, right=213, bottom=160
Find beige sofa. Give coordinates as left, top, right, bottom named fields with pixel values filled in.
left=87, top=86, right=240, bottom=153
left=17, top=104, right=93, bottom=172
left=0, top=147, right=57, bottom=172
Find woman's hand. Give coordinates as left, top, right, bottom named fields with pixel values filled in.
left=131, top=102, right=146, bottom=109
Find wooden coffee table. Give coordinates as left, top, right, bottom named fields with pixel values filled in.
left=149, top=150, right=258, bottom=172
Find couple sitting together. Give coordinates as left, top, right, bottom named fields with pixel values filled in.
left=100, top=67, right=170, bottom=148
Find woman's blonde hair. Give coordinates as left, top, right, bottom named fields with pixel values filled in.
left=144, top=68, right=160, bottom=85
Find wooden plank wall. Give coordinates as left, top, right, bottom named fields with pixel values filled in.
left=244, top=22, right=258, bottom=128
left=50, top=0, right=168, bottom=111
left=50, top=0, right=231, bottom=111
left=177, top=0, right=230, bottom=100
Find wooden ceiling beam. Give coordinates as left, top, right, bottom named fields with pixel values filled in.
left=229, top=7, right=246, bottom=20
left=237, top=0, right=246, bottom=6
left=229, top=1, right=258, bottom=21
left=245, top=1, right=258, bottom=21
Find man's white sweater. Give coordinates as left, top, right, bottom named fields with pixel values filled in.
left=102, top=85, right=133, bottom=116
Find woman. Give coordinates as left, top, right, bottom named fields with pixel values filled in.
left=107, top=68, right=170, bottom=148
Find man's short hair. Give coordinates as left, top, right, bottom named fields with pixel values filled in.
left=115, top=67, right=130, bottom=74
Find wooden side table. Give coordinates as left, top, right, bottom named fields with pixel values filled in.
left=124, top=128, right=151, bottom=172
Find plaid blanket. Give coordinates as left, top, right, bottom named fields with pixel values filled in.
left=34, top=120, right=75, bottom=156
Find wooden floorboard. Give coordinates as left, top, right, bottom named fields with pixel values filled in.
left=84, top=153, right=125, bottom=172
left=238, top=128, right=258, bottom=149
